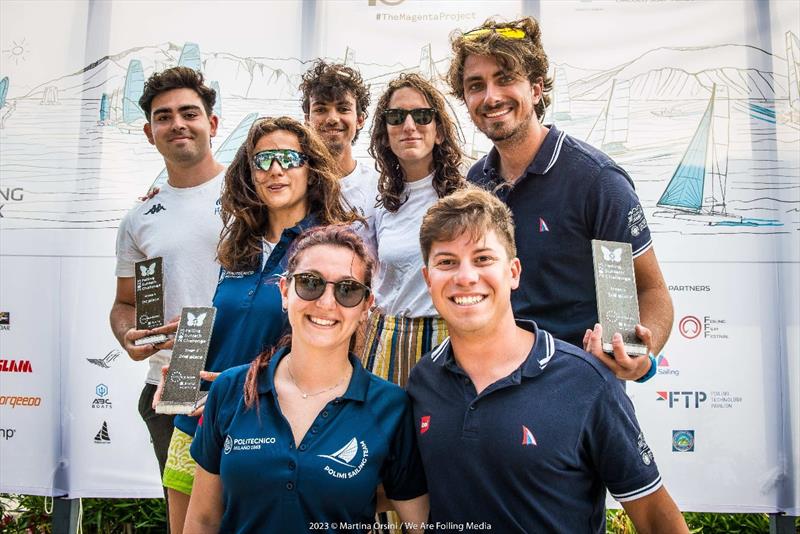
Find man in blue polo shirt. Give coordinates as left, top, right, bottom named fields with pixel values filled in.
left=446, top=17, right=673, bottom=383
left=408, top=188, right=688, bottom=533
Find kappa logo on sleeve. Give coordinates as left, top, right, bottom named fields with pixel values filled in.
left=420, top=415, right=430, bottom=434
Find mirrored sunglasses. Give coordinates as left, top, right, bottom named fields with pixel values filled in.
left=253, top=149, right=309, bottom=171
left=290, top=272, right=370, bottom=308
left=383, top=108, right=436, bottom=126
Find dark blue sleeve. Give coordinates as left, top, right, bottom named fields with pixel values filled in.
left=585, top=379, right=662, bottom=502
left=381, top=393, right=428, bottom=501
left=190, top=371, right=236, bottom=475
left=587, top=164, right=653, bottom=257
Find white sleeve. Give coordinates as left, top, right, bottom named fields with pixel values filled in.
left=115, top=209, right=144, bottom=278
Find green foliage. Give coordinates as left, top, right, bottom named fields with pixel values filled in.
left=1, top=494, right=166, bottom=534
left=608, top=509, right=800, bottom=533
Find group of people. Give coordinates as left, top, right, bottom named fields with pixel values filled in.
left=111, top=16, right=686, bottom=533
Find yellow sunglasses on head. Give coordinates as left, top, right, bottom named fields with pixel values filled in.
left=463, top=27, right=527, bottom=41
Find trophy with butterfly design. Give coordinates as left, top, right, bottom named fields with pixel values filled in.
left=133, top=257, right=169, bottom=346
left=591, top=240, right=648, bottom=356
left=156, top=306, right=217, bottom=415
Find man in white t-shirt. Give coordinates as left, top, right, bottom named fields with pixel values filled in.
left=299, top=60, right=379, bottom=250
left=109, top=66, right=224, bottom=527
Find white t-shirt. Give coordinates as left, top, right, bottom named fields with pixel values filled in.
left=372, top=172, right=438, bottom=317
left=340, top=159, right=380, bottom=255
left=115, top=172, right=224, bottom=384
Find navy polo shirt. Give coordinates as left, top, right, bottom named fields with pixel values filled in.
left=406, top=320, right=662, bottom=533
left=174, top=216, right=317, bottom=438
left=468, top=126, right=653, bottom=348
left=191, top=348, right=427, bottom=534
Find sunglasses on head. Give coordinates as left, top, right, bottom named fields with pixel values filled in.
left=383, top=108, right=436, bottom=126
left=290, top=272, right=370, bottom=308
left=253, top=149, right=308, bottom=171
left=463, top=27, right=527, bottom=41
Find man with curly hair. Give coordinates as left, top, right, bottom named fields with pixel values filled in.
left=299, top=60, right=379, bottom=248
left=447, top=17, right=673, bottom=384
left=110, top=66, right=224, bottom=531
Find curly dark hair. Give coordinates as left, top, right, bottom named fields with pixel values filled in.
left=243, top=225, right=375, bottom=409
left=369, top=73, right=464, bottom=213
left=299, top=60, right=371, bottom=144
left=139, top=66, right=216, bottom=121
left=447, top=17, right=553, bottom=121
left=217, top=117, right=362, bottom=271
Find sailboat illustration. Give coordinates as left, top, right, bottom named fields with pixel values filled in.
left=94, top=421, right=111, bottom=444
left=178, top=42, right=202, bottom=72
left=653, top=84, right=781, bottom=227
left=785, top=31, right=800, bottom=125
left=148, top=112, right=259, bottom=191
left=210, top=80, right=222, bottom=119
left=118, top=59, right=146, bottom=133
left=550, top=65, right=572, bottom=121
left=586, top=79, right=630, bottom=155
left=344, top=46, right=356, bottom=67
left=318, top=437, right=359, bottom=467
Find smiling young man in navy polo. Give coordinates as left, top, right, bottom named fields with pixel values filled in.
left=446, top=17, right=673, bottom=384
left=407, top=188, right=688, bottom=533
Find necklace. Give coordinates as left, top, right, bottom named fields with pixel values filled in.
left=286, top=355, right=350, bottom=399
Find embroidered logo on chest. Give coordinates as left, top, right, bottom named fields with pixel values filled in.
left=319, top=437, right=369, bottom=479
left=144, top=203, right=166, bottom=215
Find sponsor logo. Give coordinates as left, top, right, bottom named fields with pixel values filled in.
left=0, top=311, right=9, bottom=331
left=144, top=203, right=166, bottom=215
left=657, top=390, right=707, bottom=408
left=702, top=315, right=729, bottom=339
left=600, top=245, right=623, bottom=262
left=0, top=359, right=32, bottom=373
left=0, top=395, right=41, bottom=408
left=627, top=205, right=648, bottom=237
left=86, top=349, right=121, bottom=369
left=319, top=437, right=369, bottom=479
left=186, top=311, right=207, bottom=327
left=538, top=217, right=550, bottom=232
left=223, top=434, right=276, bottom=454
left=637, top=432, right=654, bottom=466
left=678, top=315, right=702, bottom=339
left=521, top=425, right=537, bottom=446
left=92, top=383, right=112, bottom=409
left=1, top=427, right=16, bottom=440
left=139, top=262, right=157, bottom=276
left=420, top=415, right=430, bottom=434
left=0, top=187, right=24, bottom=219
left=655, top=353, right=679, bottom=376
left=214, top=197, right=222, bottom=216
left=94, top=421, right=111, bottom=444
left=672, top=430, right=695, bottom=452
left=668, top=285, right=711, bottom=292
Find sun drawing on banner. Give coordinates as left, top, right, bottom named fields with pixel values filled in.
left=3, top=38, right=29, bottom=65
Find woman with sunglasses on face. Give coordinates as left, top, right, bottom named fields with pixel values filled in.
left=362, top=73, right=464, bottom=386
left=185, top=225, right=428, bottom=533
left=162, top=116, right=359, bottom=533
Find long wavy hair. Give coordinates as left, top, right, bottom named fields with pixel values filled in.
left=217, top=117, right=361, bottom=271
left=369, top=73, right=464, bottom=213
left=243, top=225, right=375, bottom=409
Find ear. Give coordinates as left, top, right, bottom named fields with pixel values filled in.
left=509, top=257, right=522, bottom=290
left=434, top=122, right=444, bottom=145
left=208, top=114, right=220, bottom=138
left=361, top=293, right=374, bottom=322
left=279, top=276, right=290, bottom=310
left=422, top=265, right=432, bottom=289
left=532, top=76, right=544, bottom=105
left=143, top=122, right=155, bottom=146
left=356, top=113, right=366, bottom=131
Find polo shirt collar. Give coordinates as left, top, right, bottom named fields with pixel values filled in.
left=432, top=319, right=556, bottom=379
left=480, top=124, right=566, bottom=181
left=258, top=346, right=370, bottom=402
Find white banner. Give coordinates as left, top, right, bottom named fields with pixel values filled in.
left=0, top=0, right=797, bottom=512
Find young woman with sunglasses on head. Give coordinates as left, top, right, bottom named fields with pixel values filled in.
left=362, top=73, right=465, bottom=386
left=162, top=116, right=360, bottom=533
left=185, top=225, right=428, bottom=533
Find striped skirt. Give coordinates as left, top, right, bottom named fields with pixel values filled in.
left=361, top=313, right=448, bottom=387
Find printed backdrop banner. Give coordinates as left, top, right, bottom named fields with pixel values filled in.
left=0, top=0, right=798, bottom=513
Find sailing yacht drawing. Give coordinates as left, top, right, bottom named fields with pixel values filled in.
left=550, top=65, right=572, bottom=121
left=586, top=78, right=630, bottom=155
left=653, top=84, right=782, bottom=227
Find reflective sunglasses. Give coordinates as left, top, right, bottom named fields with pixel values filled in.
left=463, top=27, right=527, bottom=41
left=383, top=108, right=436, bottom=126
left=253, top=149, right=308, bottom=171
left=290, top=272, right=370, bottom=308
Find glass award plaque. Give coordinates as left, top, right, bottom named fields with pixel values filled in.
left=133, top=257, right=168, bottom=346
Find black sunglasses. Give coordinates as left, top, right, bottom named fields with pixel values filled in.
left=383, top=108, right=436, bottom=126
left=290, top=273, right=370, bottom=308
left=253, top=149, right=309, bottom=171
